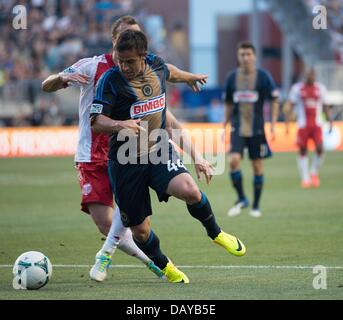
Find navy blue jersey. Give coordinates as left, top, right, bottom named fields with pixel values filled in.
left=90, top=54, right=170, bottom=159
left=224, top=68, right=279, bottom=137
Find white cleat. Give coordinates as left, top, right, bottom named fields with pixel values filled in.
left=227, top=199, right=249, bottom=217
left=249, top=209, right=262, bottom=218
left=89, top=251, right=112, bottom=282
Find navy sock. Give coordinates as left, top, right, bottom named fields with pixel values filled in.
left=133, top=230, right=169, bottom=270
left=187, top=192, right=221, bottom=240
left=253, top=175, right=264, bottom=209
left=230, top=170, right=245, bottom=201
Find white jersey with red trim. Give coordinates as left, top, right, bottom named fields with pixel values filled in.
left=288, top=82, right=328, bottom=129
left=62, top=54, right=115, bottom=163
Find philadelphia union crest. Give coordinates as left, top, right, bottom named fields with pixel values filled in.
left=120, top=210, right=130, bottom=226
left=142, top=84, right=153, bottom=97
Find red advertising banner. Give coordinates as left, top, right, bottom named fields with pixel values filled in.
left=0, top=122, right=342, bottom=158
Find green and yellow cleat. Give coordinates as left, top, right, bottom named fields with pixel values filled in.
left=213, top=231, right=246, bottom=256
left=146, top=261, right=165, bottom=279
left=162, top=261, right=189, bottom=284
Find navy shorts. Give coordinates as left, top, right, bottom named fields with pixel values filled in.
left=230, top=132, right=272, bottom=160
left=108, top=143, right=189, bottom=227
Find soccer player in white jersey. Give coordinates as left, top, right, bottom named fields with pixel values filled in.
left=285, top=68, right=332, bottom=188
left=42, top=16, right=212, bottom=282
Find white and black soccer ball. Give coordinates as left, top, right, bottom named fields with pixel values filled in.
left=12, top=251, right=52, bottom=290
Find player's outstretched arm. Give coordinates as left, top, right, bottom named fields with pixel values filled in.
left=166, top=64, right=208, bottom=92
left=166, top=110, right=213, bottom=184
left=91, top=114, right=145, bottom=136
left=41, top=72, right=90, bottom=92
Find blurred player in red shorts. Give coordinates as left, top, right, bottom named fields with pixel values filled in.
left=285, top=68, right=332, bottom=188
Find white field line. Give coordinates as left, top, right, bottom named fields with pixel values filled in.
left=1, top=264, right=343, bottom=269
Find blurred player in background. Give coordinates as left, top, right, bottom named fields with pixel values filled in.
left=223, top=41, right=279, bottom=218
left=42, top=16, right=212, bottom=282
left=285, top=68, right=332, bottom=188
left=91, top=29, right=246, bottom=284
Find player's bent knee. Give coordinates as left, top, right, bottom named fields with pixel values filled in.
left=180, top=182, right=201, bottom=204
left=133, top=232, right=148, bottom=243
left=229, top=155, right=240, bottom=170
left=131, top=226, right=150, bottom=243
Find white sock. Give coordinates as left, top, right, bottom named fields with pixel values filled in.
left=310, top=153, right=323, bottom=176
left=297, top=156, right=310, bottom=182
left=118, top=230, right=151, bottom=265
left=102, top=206, right=151, bottom=265
left=101, top=206, right=127, bottom=255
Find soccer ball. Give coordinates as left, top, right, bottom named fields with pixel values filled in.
left=12, top=251, right=52, bottom=290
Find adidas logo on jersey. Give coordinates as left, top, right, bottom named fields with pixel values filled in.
left=130, top=93, right=165, bottom=119
left=62, top=66, right=76, bottom=74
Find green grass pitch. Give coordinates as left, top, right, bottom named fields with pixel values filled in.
left=0, top=152, right=342, bottom=300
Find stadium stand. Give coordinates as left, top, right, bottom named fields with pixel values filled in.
left=1, top=0, right=343, bottom=126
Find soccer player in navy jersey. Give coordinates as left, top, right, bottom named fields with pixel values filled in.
left=42, top=16, right=219, bottom=282
left=90, top=30, right=246, bottom=283
left=223, top=41, right=279, bottom=218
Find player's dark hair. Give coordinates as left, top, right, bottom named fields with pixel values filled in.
left=115, top=29, right=148, bottom=56
left=237, top=41, right=256, bottom=53
left=111, top=15, right=138, bottom=39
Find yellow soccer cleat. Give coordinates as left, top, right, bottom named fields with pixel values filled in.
left=162, top=261, right=189, bottom=284
left=213, top=231, right=246, bottom=256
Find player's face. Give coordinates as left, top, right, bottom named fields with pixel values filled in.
left=237, top=48, right=256, bottom=71
left=305, top=70, right=316, bottom=85
left=117, top=49, right=146, bottom=80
